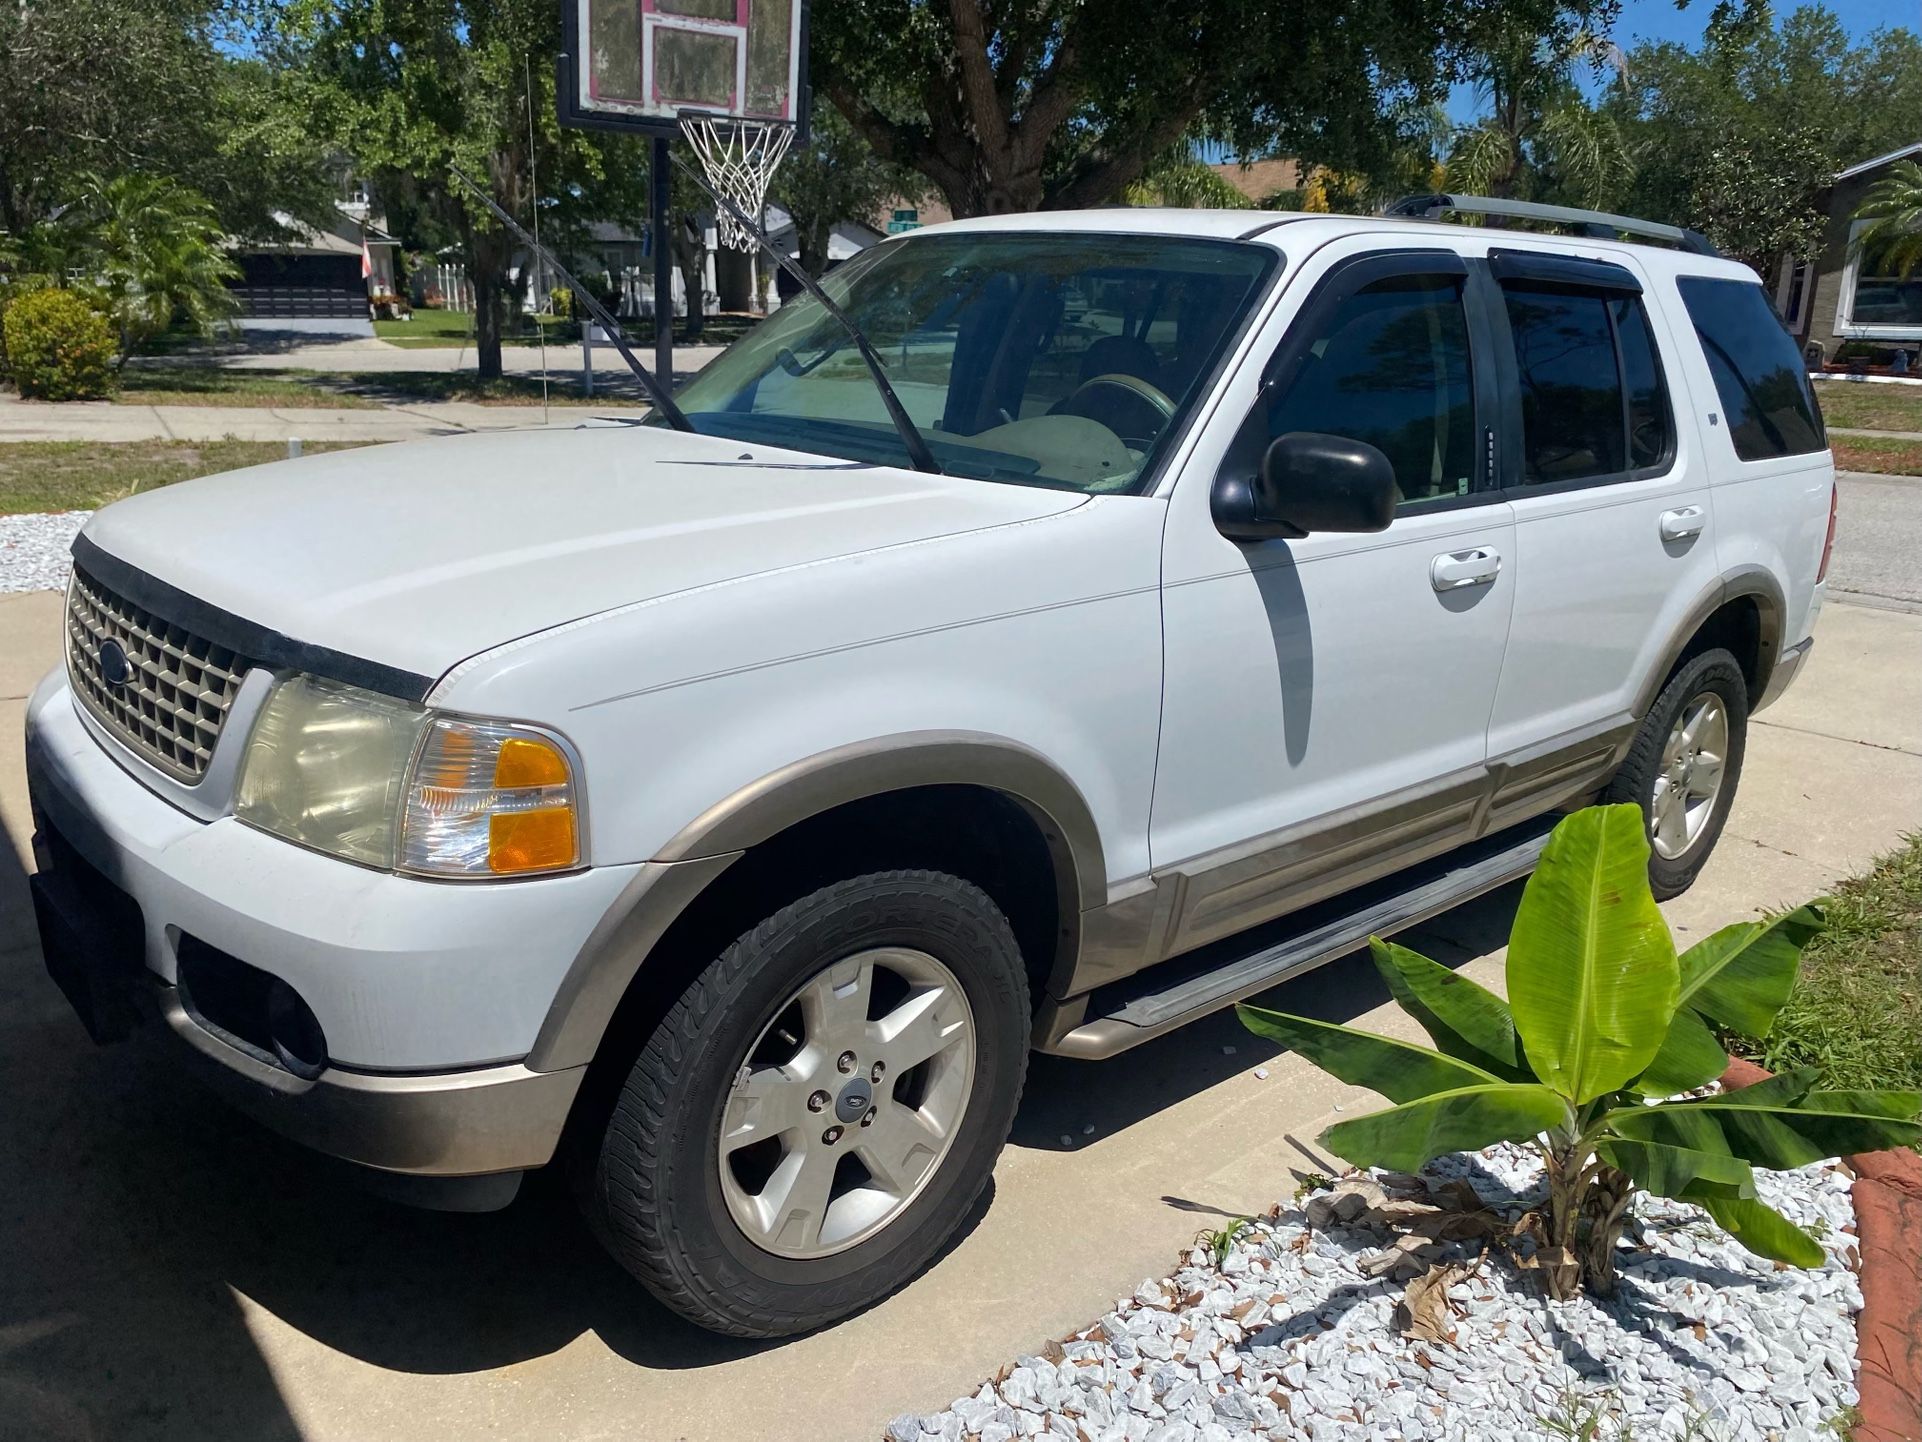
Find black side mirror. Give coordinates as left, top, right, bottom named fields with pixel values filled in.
left=1212, top=431, right=1399, bottom=541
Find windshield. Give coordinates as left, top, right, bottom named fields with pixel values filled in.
left=664, top=232, right=1278, bottom=493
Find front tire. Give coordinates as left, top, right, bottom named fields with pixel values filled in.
left=582, top=870, right=1030, bottom=1337
left=1606, top=647, right=1749, bottom=899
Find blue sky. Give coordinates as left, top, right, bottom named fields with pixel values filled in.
left=1444, top=0, right=1916, bottom=122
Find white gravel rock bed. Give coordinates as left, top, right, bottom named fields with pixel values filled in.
left=889, top=1144, right=1860, bottom=1442
left=0, top=510, right=89, bottom=593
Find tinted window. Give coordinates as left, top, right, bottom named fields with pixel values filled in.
left=1678, top=276, right=1825, bottom=461
left=1504, top=288, right=1625, bottom=483
left=1266, top=275, right=1476, bottom=506
left=1613, top=296, right=1672, bottom=469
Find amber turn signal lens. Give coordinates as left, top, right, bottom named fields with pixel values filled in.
left=489, top=807, right=579, bottom=875
left=494, top=736, right=571, bottom=789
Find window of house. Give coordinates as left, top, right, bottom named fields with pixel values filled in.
left=1263, top=274, right=1477, bottom=506
left=1840, top=220, right=1922, bottom=334
left=1678, top=276, right=1826, bottom=461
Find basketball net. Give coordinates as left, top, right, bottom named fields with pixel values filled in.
left=679, top=114, right=795, bottom=251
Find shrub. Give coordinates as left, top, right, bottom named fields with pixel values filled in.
left=2, top=288, right=119, bottom=400
left=550, top=286, right=573, bottom=319
left=1240, top=803, right=1922, bottom=1300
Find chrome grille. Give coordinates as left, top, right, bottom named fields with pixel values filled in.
left=65, top=566, right=258, bottom=783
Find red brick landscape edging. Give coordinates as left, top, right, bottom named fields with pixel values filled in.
left=1719, top=1057, right=1922, bottom=1442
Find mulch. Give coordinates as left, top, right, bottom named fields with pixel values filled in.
left=1720, top=1057, right=1922, bottom=1442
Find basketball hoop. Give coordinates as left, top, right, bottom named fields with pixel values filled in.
left=679, top=113, right=794, bottom=251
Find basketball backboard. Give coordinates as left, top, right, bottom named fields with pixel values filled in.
left=561, top=0, right=808, bottom=138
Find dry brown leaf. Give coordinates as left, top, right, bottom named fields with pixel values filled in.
left=1041, top=1338, right=1067, bottom=1364
left=1691, top=1323, right=1707, bottom=1342
left=1395, top=1262, right=1464, bottom=1344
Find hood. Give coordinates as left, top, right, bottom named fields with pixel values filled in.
left=80, top=424, right=1087, bottom=686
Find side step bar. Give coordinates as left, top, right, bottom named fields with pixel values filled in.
left=1039, top=819, right=1555, bottom=1060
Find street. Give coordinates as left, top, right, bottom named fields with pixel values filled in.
left=0, top=537, right=1917, bottom=1442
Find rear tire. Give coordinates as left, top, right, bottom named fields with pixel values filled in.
left=1606, top=647, right=1748, bottom=899
left=581, top=869, right=1029, bottom=1337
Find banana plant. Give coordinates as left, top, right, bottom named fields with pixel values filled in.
left=1239, top=804, right=1922, bottom=1300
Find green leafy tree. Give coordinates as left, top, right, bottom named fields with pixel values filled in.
left=1610, top=7, right=1922, bottom=272
left=774, top=102, right=923, bottom=277
left=277, top=0, right=650, bottom=378
left=1239, top=804, right=1922, bottom=1301
left=1849, top=159, right=1922, bottom=281
left=0, top=1, right=335, bottom=240
left=813, top=0, right=1610, bottom=219
left=1443, top=30, right=1634, bottom=208
left=54, top=173, right=240, bottom=364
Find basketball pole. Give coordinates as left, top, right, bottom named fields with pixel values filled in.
left=652, top=134, right=673, bottom=386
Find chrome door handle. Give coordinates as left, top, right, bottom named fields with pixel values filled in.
left=1660, top=506, right=1706, bottom=542
left=1430, top=547, right=1501, bottom=591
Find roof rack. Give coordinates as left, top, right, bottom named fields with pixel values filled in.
left=1383, top=194, right=1719, bottom=257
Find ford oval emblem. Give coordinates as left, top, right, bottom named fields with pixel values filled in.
left=97, top=638, right=134, bottom=689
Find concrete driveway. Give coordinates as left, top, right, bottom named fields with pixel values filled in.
left=1, top=589, right=1917, bottom=1442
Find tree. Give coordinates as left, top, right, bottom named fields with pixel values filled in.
left=774, top=102, right=921, bottom=277
left=1610, top=7, right=1922, bottom=272
left=1443, top=30, right=1634, bottom=209
left=0, top=1, right=335, bottom=241
left=277, top=0, right=650, bottom=379
left=813, top=0, right=1606, bottom=219
left=54, top=172, right=240, bottom=364
left=1852, top=160, right=1922, bottom=281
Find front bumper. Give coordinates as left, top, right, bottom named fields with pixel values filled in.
left=24, top=669, right=640, bottom=1179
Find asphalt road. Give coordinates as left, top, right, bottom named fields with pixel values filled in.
left=1831, top=470, right=1922, bottom=611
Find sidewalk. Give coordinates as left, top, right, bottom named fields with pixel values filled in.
left=0, top=396, right=654, bottom=444
left=137, top=338, right=731, bottom=377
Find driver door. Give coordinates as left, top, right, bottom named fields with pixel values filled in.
left=1149, top=245, right=1517, bottom=956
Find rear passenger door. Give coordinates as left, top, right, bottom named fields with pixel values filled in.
left=1482, top=249, right=1722, bottom=824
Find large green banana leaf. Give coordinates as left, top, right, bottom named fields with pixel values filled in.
left=1505, top=805, right=1679, bottom=1104
left=1235, top=1005, right=1502, bottom=1103
left=1632, top=1007, right=1730, bottom=1098
left=1369, top=938, right=1530, bottom=1080
left=1320, top=1083, right=1570, bottom=1172
left=1595, top=1137, right=1756, bottom=1200
left=1631, top=906, right=1824, bottom=1097
left=1612, top=1087, right=1922, bottom=1168
left=1676, top=905, right=1823, bottom=1036
left=1688, top=1193, right=1826, bottom=1267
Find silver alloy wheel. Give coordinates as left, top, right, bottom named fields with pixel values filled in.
left=1650, top=691, right=1729, bottom=860
left=717, top=947, right=976, bottom=1260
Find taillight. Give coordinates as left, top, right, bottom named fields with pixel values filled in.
left=1816, top=481, right=1838, bottom=583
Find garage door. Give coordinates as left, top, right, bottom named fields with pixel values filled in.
left=230, top=254, right=367, bottom=319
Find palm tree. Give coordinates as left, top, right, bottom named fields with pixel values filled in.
left=1123, top=153, right=1253, bottom=210
left=1851, top=159, right=1922, bottom=280
left=1445, top=32, right=1632, bottom=209
left=56, top=172, right=240, bottom=365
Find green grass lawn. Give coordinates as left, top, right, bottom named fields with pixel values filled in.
left=1732, top=834, right=1922, bottom=1098
left=0, top=440, right=370, bottom=515
left=374, top=310, right=760, bottom=349
left=110, top=365, right=648, bottom=408
left=1831, top=434, right=1922, bottom=476
left=1814, top=381, right=1922, bottom=433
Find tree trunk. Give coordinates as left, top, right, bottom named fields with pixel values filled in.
left=797, top=219, right=831, bottom=278
left=672, top=218, right=705, bottom=342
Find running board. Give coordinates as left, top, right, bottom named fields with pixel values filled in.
left=1039, top=819, right=1555, bottom=1060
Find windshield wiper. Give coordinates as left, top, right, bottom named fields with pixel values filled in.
left=668, top=151, right=943, bottom=475
left=447, top=167, right=694, bottom=431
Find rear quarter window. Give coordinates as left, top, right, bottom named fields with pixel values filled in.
left=1676, top=276, right=1825, bottom=462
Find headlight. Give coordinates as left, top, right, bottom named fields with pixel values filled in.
left=234, top=676, right=583, bottom=878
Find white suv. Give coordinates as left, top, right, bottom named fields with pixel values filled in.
left=25, top=199, right=1835, bottom=1337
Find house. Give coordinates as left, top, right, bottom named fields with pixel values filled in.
left=227, top=191, right=399, bottom=320
left=1208, top=157, right=1302, bottom=205
left=1781, top=142, right=1922, bottom=368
